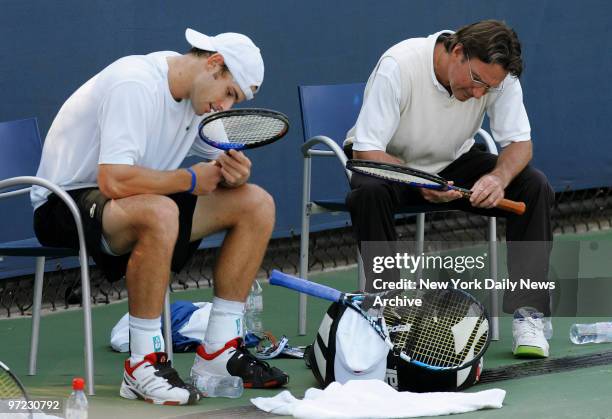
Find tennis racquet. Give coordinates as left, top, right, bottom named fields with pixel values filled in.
left=198, top=108, right=289, bottom=151
left=346, top=159, right=526, bottom=215
left=269, top=270, right=490, bottom=371
left=0, top=361, right=32, bottom=419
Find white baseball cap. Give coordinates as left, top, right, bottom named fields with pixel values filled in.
left=333, top=309, right=390, bottom=384
left=185, top=28, right=264, bottom=100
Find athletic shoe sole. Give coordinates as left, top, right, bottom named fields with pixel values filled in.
left=513, top=345, right=549, bottom=358
left=243, top=375, right=289, bottom=388
left=119, top=378, right=198, bottom=405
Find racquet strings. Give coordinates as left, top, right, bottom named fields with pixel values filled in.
left=0, top=366, right=26, bottom=400
left=209, top=114, right=287, bottom=146
left=350, top=164, right=440, bottom=187
left=384, top=289, right=489, bottom=368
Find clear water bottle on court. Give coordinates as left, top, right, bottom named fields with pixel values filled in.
left=543, top=317, right=553, bottom=339
left=245, top=280, right=264, bottom=334
left=569, top=322, right=612, bottom=344
left=65, top=377, right=88, bottom=419
left=191, top=374, right=244, bottom=398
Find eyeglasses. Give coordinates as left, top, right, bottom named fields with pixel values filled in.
left=465, top=52, right=505, bottom=94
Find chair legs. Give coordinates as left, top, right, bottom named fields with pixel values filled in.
left=28, top=256, right=45, bottom=376
left=78, top=251, right=95, bottom=396
left=298, top=156, right=312, bottom=336
left=27, top=255, right=96, bottom=395
left=489, top=217, right=500, bottom=341
left=357, top=250, right=366, bottom=291
left=415, top=214, right=425, bottom=280
left=163, top=285, right=173, bottom=361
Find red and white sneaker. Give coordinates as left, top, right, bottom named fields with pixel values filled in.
left=191, top=338, right=289, bottom=389
left=120, top=352, right=200, bottom=405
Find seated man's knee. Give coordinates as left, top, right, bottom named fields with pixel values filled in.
left=525, top=168, right=555, bottom=204
left=137, top=195, right=180, bottom=240
left=238, top=184, right=275, bottom=226
left=346, top=181, right=392, bottom=212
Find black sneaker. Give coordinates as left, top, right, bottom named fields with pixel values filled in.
left=191, top=338, right=289, bottom=388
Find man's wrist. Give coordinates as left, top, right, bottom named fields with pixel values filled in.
left=184, top=168, right=197, bottom=193
left=489, top=170, right=509, bottom=188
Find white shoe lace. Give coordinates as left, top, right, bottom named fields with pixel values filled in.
left=517, top=317, right=543, bottom=339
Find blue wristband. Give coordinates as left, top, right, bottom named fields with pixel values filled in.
left=185, top=168, right=197, bottom=194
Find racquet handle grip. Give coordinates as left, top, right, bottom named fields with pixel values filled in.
left=496, top=198, right=526, bottom=215
left=269, top=270, right=343, bottom=302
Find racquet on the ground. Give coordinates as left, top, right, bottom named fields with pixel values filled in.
left=383, top=287, right=491, bottom=371
left=346, top=159, right=526, bottom=215
left=198, top=108, right=289, bottom=151
left=0, top=361, right=32, bottom=419
left=269, top=270, right=490, bottom=371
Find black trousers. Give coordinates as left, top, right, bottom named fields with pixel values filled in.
left=345, top=145, right=555, bottom=316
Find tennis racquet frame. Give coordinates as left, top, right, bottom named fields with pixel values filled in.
left=197, top=108, right=289, bottom=150
left=0, top=360, right=32, bottom=419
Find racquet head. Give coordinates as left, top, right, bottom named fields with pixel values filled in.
left=0, top=361, right=32, bottom=419
left=346, top=159, right=451, bottom=191
left=384, top=288, right=490, bottom=371
left=198, top=108, right=289, bottom=151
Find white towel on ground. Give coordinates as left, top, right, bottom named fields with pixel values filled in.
left=251, top=379, right=505, bottom=419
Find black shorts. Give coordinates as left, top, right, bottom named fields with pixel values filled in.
left=33, top=188, right=202, bottom=282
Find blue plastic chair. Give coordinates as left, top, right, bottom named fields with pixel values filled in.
left=297, top=83, right=501, bottom=339
left=0, top=118, right=97, bottom=393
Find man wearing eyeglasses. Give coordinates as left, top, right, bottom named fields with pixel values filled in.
left=345, top=20, right=554, bottom=359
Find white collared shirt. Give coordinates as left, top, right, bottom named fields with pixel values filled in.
left=347, top=31, right=531, bottom=173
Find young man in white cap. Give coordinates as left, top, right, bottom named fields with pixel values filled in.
left=31, top=28, right=288, bottom=406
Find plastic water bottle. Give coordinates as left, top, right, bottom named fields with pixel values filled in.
left=191, top=374, right=244, bottom=398
left=65, top=377, right=88, bottom=419
left=543, top=317, right=553, bottom=339
left=569, top=322, right=612, bottom=344
left=245, top=280, right=264, bottom=334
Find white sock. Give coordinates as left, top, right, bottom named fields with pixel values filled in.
left=129, top=315, right=164, bottom=366
left=203, top=297, right=245, bottom=352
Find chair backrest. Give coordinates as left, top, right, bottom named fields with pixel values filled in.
left=298, top=83, right=365, bottom=145
left=0, top=117, right=43, bottom=241
left=297, top=83, right=366, bottom=231
left=0, top=118, right=42, bottom=180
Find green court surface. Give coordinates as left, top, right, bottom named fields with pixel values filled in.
left=2, top=247, right=612, bottom=418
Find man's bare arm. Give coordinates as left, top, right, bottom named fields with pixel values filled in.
left=353, top=150, right=404, bottom=165
left=98, top=162, right=221, bottom=199
left=470, top=140, right=533, bottom=208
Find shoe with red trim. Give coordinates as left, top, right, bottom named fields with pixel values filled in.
left=120, top=352, right=200, bottom=405
left=191, top=338, right=289, bottom=389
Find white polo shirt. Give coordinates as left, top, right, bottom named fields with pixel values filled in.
left=31, top=51, right=222, bottom=209
left=346, top=31, right=531, bottom=174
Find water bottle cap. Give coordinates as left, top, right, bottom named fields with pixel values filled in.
left=72, top=377, right=85, bottom=391
left=252, top=280, right=262, bottom=293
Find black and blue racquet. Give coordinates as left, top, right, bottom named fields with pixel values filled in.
left=198, top=108, right=289, bottom=151
left=346, top=159, right=526, bottom=215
